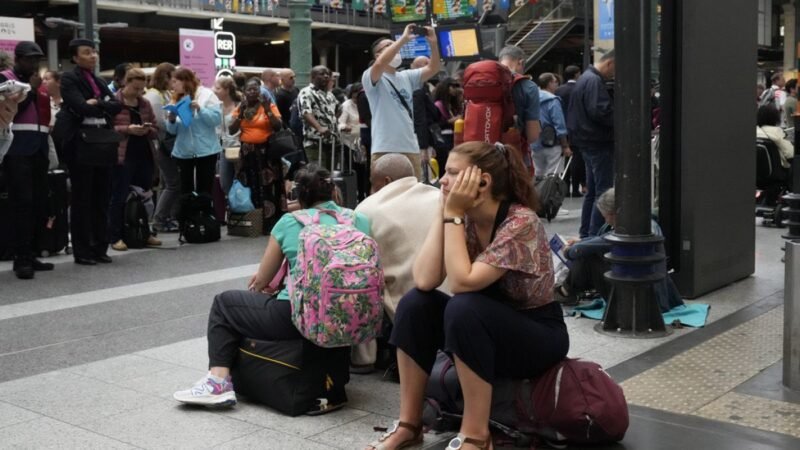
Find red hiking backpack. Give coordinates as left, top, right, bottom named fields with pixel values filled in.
left=462, top=61, right=534, bottom=175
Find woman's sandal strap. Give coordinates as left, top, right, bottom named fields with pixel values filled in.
left=447, top=433, right=491, bottom=450
left=369, top=420, right=423, bottom=449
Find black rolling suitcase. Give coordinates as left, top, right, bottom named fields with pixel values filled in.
left=231, top=337, right=350, bottom=416
left=318, top=138, right=358, bottom=209
left=38, top=170, right=70, bottom=257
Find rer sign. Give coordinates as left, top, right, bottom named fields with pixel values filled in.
left=214, top=32, right=236, bottom=58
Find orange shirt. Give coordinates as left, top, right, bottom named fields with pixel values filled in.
left=234, top=103, right=281, bottom=144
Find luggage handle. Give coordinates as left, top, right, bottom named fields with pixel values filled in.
left=559, top=156, right=572, bottom=181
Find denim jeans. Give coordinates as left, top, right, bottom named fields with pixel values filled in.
left=580, top=147, right=614, bottom=238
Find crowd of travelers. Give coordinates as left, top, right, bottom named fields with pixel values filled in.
left=1, top=27, right=647, bottom=449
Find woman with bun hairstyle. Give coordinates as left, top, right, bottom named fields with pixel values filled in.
left=174, top=165, right=371, bottom=412
left=365, top=142, right=569, bottom=450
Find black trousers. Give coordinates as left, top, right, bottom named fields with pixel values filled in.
left=391, top=289, right=569, bottom=383
left=176, top=154, right=217, bottom=197
left=207, top=290, right=301, bottom=368
left=564, top=253, right=611, bottom=300
left=565, top=146, right=586, bottom=195
left=66, top=153, right=112, bottom=259
left=2, top=148, right=49, bottom=260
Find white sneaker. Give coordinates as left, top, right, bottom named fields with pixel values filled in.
left=173, top=374, right=237, bottom=407
left=558, top=209, right=570, bottom=216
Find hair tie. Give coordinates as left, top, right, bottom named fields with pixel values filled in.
left=494, top=142, right=507, bottom=155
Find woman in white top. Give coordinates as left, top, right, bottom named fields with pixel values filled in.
left=213, top=76, right=241, bottom=194
left=42, top=70, right=62, bottom=170
left=144, top=63, right=180, bottom=232
left=756, top=104, right=794, bottom=169
left=338, top=82, right=361, bottom=152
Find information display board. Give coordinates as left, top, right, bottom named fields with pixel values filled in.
left=393, top=33, right=432, bottom=59
left=432, top=0, right=479, bottom=22
left=388, top=0, right=429, bottom=23
left=437, top=24, right=482, bottom=61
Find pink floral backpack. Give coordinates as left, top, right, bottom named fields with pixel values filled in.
left=287, top=209, right=384, bottom=348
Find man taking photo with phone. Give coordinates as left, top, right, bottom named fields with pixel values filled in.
left=362, top=23, right=440, bottom=180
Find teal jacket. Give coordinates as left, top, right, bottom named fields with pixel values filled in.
left=165, top=86, right=222, bottom=159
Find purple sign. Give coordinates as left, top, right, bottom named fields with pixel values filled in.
left=0, top=17, right=34, bottom=55
left=179, top=29, right=216, bottom=87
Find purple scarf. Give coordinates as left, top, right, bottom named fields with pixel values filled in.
left=80, top=68, right=101, bottom=98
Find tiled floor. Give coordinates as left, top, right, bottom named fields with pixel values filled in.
left=1, top=198, right=799, bottom=449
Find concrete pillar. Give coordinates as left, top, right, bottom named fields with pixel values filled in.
left=784, top=2, right=796, bottom=79
left=288, top=0, right=312, bottom=87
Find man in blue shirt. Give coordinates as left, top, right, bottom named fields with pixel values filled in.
left=260, top=68, right=279, bottom=104
left=498, top=46, right=541, bottom=171
left=362, top=24, right=440, bottom=180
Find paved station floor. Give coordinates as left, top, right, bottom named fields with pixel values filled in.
left=0, top=197, right=798, bottom=449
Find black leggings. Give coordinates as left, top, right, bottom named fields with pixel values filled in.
left=391, top=289, right=569, bottom=383
left=176, top=154, right=217, bottom=197
left=207, top=290, right=302, bottom=368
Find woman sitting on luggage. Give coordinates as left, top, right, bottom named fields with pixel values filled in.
left=365, top=142, right=569, bottom=450
left=108, top=68, right=162, bottom=251
left=228, top=77, right=285, bottom=234
left=756, top=104, right=794, bottom=188
left=173, top=165, right=370, bottom=409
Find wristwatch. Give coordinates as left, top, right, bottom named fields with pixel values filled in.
left=443, top=217, right=464, bottom=225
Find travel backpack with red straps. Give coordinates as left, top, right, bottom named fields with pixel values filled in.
left=462, top=61, right=534, bottom=175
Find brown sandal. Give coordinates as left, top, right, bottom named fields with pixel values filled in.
left=445, top=433, right=492, bottom=450
left=367, top=420, right=423, bottom=450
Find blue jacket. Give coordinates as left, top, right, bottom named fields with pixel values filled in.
left=532, top=90, right=568, bottom=151
left=566, top=67, right=614, bottom=149
left=165, top=86, right=222, bottom=159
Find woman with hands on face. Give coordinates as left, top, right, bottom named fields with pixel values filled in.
left=365, top=142, right=569, bottom=450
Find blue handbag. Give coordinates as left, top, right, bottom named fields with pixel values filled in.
left=229, top=180, right=255, bottom=213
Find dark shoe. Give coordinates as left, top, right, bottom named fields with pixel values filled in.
left=74, top=257, right=97, bottom=266
left=554, top=285, right=579, bottom=307
left=13, top=259, right=34, bottom=280
left=94, top=255, right=112, bottom=264
left=32, top=259, right=54, bottom=271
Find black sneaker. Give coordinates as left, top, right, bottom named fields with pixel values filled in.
left=32, top=259, right=54, bottom=271
left=13, top=259, right=34, bottom=280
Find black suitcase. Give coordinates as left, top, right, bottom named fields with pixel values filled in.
left=38, top=170, right=70, bottom=257
left=231, top=337, right=350, bottom=416
left=322, top=139, right=358, bottom=209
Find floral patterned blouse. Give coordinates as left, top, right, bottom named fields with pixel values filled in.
left=466, top=203, right=555, bottom=309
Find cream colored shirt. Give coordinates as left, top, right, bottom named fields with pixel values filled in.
left=355, top=177, right=447, bottom=318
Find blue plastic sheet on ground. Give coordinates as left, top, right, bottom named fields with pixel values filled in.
left=570, top=299, right=711, bottom=328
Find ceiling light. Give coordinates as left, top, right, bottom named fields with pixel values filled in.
left=270, top=40, right=286, bottom=45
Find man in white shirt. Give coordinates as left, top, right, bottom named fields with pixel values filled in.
left=362, top=24, right=440, bottom=180
left=351, top=153, right=444, bottom=371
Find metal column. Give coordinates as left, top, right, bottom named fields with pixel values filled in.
left=597, top=0, right=669, bottom=338
left=784, top=242, right=800, bottom=390
left=288, top=0, right=312, bottom=87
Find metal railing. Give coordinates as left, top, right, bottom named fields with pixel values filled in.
left=510, top=0, right=576, bottom=49
left=109, top=0, right=389, bottom=29
left=506, top=0, right=582, bottom=46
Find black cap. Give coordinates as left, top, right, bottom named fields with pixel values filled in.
left=68, top=38, right=96, bottom=50
left=14, top=41, right=44, bottom=58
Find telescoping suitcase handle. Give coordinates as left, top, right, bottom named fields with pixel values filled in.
left=559, top=156, right=572, bottom=181
left=318, top=134, right=351, bottom=174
